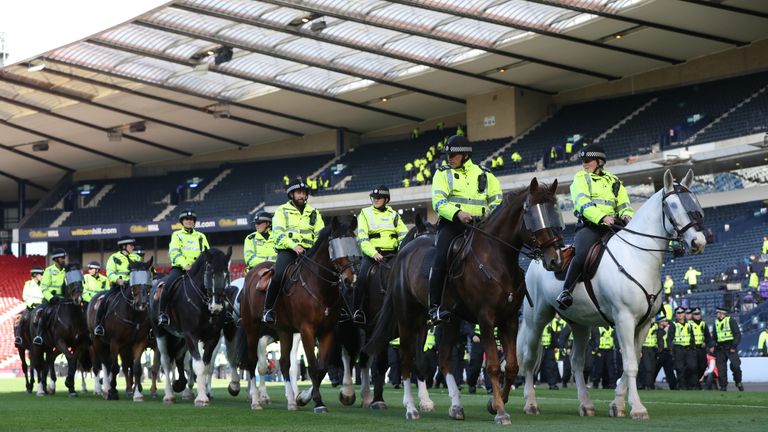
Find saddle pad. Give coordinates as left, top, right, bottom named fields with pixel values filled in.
left=555, top=231, right=613, bottom=282
left=255, top=267, right=274, bottom=292
left=553, top=246, right=574, bottom=281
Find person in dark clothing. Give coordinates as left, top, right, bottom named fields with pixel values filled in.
left=712, top=307, right=743, bottom=391
left=590, top=326, right=617, bottom=389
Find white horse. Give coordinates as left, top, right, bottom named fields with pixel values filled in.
left=518, top=169, right=706, bottom=420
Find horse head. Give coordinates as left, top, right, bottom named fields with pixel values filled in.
left=522, top=178, right=566, bottom=271
left=328, top=216, right=362, bottom=294
left=661, top=169, right=706, bottom=255
left=63, top=263, right=84, bottom=304
left=200, top=247, right=232, bottom=315
left=128, top=257, right=154, bottom=312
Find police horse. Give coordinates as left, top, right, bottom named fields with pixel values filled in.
left=518, top=170, right=706, bottom=420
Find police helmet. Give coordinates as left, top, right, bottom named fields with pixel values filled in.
left=370, top=185, right=391, bottom=203
left=31, top=267, right=44, bottom=276
left=178, top=209, right=197, bottom=223
left=117, top=236, right=136, bottom=247
left=443, top=135, right=472, bottom=154
left=50, top=248, right=67, bottom=260
left=578, top=143, right=607, bottom=163
left=286, top=181, right=310, bottom=198
left=88, top=261, right=101, bottom=270
left=253, top=211, right=273, bottom=225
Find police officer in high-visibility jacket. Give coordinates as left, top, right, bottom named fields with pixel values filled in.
left=14, top=267, right=44, bottom=345
left=354, top=185, right=407, bottom=325
left=690, top=307, right=710, bottom=388
left=712, top=306, right=743, bottom=391
left=157, top=209, right=210, bottom=326
left=428, top=135, right=502, bottom=323
left=557, top=144, right=633, bottom=310
left=262, top=181, right=324, bottom=324
left=83, top=261, right=110, bottom=305
left=541, top=316, right=565, bottom=389
left=33, top=249, right=68, bottom=345
left=670, top=306, right=696, bottom=389
left=244, top=211, right=276, bottom=273
left=95, top=237, right=140, bottom=335
left=591, top=326, right=617, bottom=389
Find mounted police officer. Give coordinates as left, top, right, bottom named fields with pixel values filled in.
left=32, top=249, right=68, bottom=345
left=244, top=211, right=277, bottom=273
left=428, top=135, right=502, bottom=323
left=83, top=261, right=110, bottom=309
left=157, top=209, right=210, bottom=326
left=262, top=181, right=324, bottom=324
left=95, top=237, right=139, bottom=335
left=14, top=267, right=44, bottom=345
left=354, top=185, right=408, bottom=325
left=556, top=144, right=633, bottom=310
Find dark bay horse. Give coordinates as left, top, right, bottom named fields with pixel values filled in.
left=337, top=213, right=437, bottom=409
left=29, top=263, right=89, bottom=397
left=365, top=178, right=566, bottom=424
left=150, top=247, right=233, bottom=406
left=87, top=258, right=153, bottom=401
left=240, top=216, right=360, bottom=412
left=15, top=308, right=38, bottom=394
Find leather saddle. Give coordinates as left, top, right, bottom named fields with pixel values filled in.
left=554, top=232, right=614, bottom=282
left=254, top=261, right=302, bottom=292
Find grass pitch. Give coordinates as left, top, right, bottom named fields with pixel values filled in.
left=1, top=378, right=765, bottom=432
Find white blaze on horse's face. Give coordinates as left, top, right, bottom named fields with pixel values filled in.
left=662, top=170, right=706, bottom=255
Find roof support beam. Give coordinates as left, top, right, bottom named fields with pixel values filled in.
left=0, top=141, right=75, bottom=172
left=382, top=0, right=684, bottom=65
left=87, top=38, right=425, bottom=123
left=0, top=72, right=251, bottom=149
left=677, top=0, right=768, bottom=20
left=46, top=59, right=350, bottom=133
left=0, top=92, right=193, bottom=157
left=134, top=20, right=466, bottom=105
left=259, top=0, right=629, bottom=79
left=38, top=67, right=303, bottom=138
left=0, top=169, right=49, bottom=192
left=172, top=3, right=553, bottom=94
left=0, top=118, right=135, bottom=165
left=526, top=0, right=747, bottom=46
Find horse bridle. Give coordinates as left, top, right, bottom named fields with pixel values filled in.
left=203, top=262, right=230, bottom=302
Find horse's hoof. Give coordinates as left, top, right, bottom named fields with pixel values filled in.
left=163, top=396, right=176, bottom=405
left=251, top=402, right=263, bottom=411
left=523, top=405, right=541, bottom=415
left=609, top=403, right=626, bottom=417
left=228, top=383, right=240, bottom=397
left=405, top=410, right=420, bottom=420
left=313, top=406, right=328, bottom=414
left=495, top=414, right=512, bottom=425
left=68, top=392, right=78, bottom=398
left=107, top=389, right=119, bottom=401
left=195, top=399, right=209, bottom=407
left=150, top=391, right=158, bottom=399
left=631, top=410, right=650, bottom=420
left=182, top=392, right=195, bottom=401
left=172, top=380, right=186, bottom=393
left=36, top=392, right=45, bottom=398
left=369, top=401, right=387, bottom=410
left=487, top=398, right=498, bottom=415
left=296, top=390, right=311, bottom=407
left=580, top=405, right=596, bottom=417
left=419, top=401, right=435, bottom=412
left=449, top=405, right=465, bottom=420
left=259, top=396, right=272, bottom=405
left=339, top=391, right=356, bottom=406
left=133, top=395, right=144, bottom=402
left=287, top=403, right=298, bottom=411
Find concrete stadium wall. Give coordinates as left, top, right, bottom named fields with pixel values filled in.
left=467, top=87, right=551, bottom=142
left=554, top=38, right=768, bottom=106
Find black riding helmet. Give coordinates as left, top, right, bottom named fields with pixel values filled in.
left=253, top=211, right=273, bottom=225
left=443, top=135, right=473, bottom=155
left=30, top=267, right=44, bottom=276
left=117, top=236, right=136, bottom=248
left=286, top=181, right=310, bottom=198
left=88, top=261, right=101, bottom=270
left=50, top=248, right=67, bottom=260
left=178, top=209, right=197, bottom=223
left=370, top=185, right=391, bottom=205
left=578, top=143, right=607, bottom=164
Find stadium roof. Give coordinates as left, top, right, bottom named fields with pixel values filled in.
left=1, top=0, right=767, bottom=201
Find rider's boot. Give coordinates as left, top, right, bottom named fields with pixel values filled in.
left=556, top=264, right=581, bottom=310
left=32, top=314, right=45, bottom=346
left=94, top=295, right=108, bottom=336
left=262, top=280, right=279, bottom=324
left=427, top=266, right=450, bottom=323
left=157, top=283, right=170, bottom=326
left=352, top=285, right=366, bottom=325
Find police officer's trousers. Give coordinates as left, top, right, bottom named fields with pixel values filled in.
left=715, top=347, right=742, bottom=389
left=428, top=219, right=466, bottom=308
left=265, top=249, right=298, bottom=310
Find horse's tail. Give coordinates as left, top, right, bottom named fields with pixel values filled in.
left=363, top=283, right=396, bottom=356
left=226, top=325, right=247, bottom=369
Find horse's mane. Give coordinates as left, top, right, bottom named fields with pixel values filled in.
left=306, top=225, right=332, bottom=258
left=189, top=248, right=228, bottom=275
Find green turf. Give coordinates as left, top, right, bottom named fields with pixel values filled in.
left=1, top=378, right=765, bottom=431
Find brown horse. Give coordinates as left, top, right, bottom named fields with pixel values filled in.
left=337, top=213, right=437, bottom=409
left=29, top=263, right=90, bottom=397
left=87, top=258, right=154, bottom=401
left=365, top=178, right=565, bottom=424
left=240, top=216, right=360, bottom=412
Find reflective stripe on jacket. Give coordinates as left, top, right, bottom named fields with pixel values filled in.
left=356, top=206, right=408, bottom=258
left=431, top=159, right=502, bottom=220
left=272, top=201, right=324, bottom=250
left=244, top=230, right=277, bottom=271
left=40, top=264, right=66, bottom=301
left=169, top=229, right=209, bottom=268
left=571, top=169, right=633, bottom=225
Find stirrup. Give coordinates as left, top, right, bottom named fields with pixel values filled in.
left=94, top=325, right=105, bottom=336
left=32, top=336, right=43, bottom=346
left=352, top=310, right=366, bottom=325
left=262, top=309, right=275, bottom=324
left=338, top=309, right=351, bottom=323
left=556, top=291, right=573, bottom=310
left=157, top=313, right=170, bottom=326
left=14, top=336, right=23, bottom=346
left=428, top=306, right=450, bottom=324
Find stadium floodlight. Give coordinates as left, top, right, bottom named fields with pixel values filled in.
left=107, top=128, right=123, bottom=142
left=30, top=140, right=49, bottom=152
left=27, top=59, right=46, bottom=72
